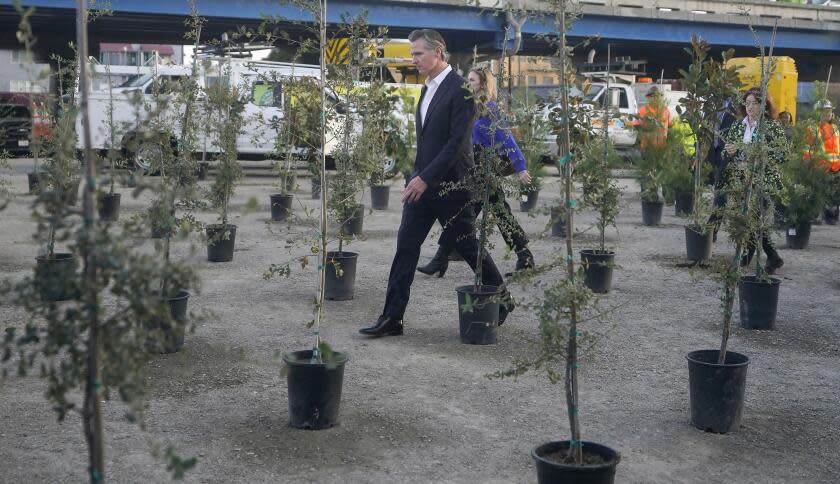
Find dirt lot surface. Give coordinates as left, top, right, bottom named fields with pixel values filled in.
left=1, top=159, right=839, bottom=483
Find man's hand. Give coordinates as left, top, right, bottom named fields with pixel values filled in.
left=402, top=176, right=428, bottom=203
left=518, top=170, right=532, bottom=185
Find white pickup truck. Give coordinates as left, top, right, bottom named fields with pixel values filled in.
left=541, top=80, right=686, bottom=160
left=541, top=81, right=638, bottom=159
left=78, top=59, right=347, bottom=170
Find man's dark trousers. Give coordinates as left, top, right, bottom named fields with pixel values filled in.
left=382, top=191, right=504, bottom=321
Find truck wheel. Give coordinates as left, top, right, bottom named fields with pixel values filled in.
left=132, top=143, right=163, bottom=173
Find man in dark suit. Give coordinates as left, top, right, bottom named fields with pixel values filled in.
left=359, top=29, right=511, bottom=338
left=707, top=101, right=738, bottom=242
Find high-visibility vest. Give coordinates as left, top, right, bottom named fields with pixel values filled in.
left=803, top=122, right=840, bottom=172
left=30, top=101, right=53, bottom=140
left=638, top=105, right=670, bottom=149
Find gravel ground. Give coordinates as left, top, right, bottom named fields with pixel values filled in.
left=1, top=159, right=839, bottom=483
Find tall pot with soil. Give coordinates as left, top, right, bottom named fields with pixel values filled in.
left=204, top=72, right=245, bottom=262
left=493, top=21, right=620, bottom=480
left=683, top=38, right=771, bottom=435
left=579, top=132, right=620, bottom=294
left=280, top=6, right=354, bottom=431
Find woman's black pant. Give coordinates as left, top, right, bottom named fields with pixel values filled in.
left=436, top=188, right=529, bottom=255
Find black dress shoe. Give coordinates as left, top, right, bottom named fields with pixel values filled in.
left=359, top=316, right=404, bottom=337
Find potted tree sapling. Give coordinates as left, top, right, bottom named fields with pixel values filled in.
left=783, top=88, right=834, bottom=249
left=579, top=113, right=621, bottom=294
left=12, top=3, right=51, bottom=195
left=151, top=9, right=207, bottom=352
left=446, top=56, right=524, bottom=343
left=511, top=91, right=548, bottom=212
left=495, top=3, right=621, bottom=479
left=32, top=55, right=83, bottom=302
left=362, top=79, right=396, bottom=211
left=687, top=47, right=785, bottom=434
left=205, top=62, right=245, bottom=262
left=453, top=136, right=518, bottom=345
left=270, top=75, right=302, bottom=222
left=2, top=4, right=199, bottom=479
left=634, top=89, right=670, bottom=226
left=661, top=122, right=697, bottom=217
left=732, top=85, right=789, bottom=331
left=677, top=37, right=742, bottom=263
left=268, top=0, right=349, bottom=430
left=96, top=63, right=123, bottom=221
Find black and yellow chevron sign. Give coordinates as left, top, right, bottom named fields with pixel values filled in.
left=326, top=38, right=350, bottom=64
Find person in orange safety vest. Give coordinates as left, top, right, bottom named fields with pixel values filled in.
left=803, top=99, right=840, bottom=172
left=635, top=87, right=671, bottom=150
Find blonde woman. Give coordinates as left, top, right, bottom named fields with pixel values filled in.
left=418, top=66, right=535, bottom=278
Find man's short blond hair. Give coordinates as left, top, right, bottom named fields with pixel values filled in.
left=409, top=29, right=449, bottom=62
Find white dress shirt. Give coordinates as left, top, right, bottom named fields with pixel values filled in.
left=419, top=64, right=452, bottom=126
left=742, top=117, right=758, bottom=144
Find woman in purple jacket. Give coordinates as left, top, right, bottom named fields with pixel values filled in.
left=417, top=66, right=535, bottom=277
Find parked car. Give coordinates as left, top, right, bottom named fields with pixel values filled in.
left=0, top=103, right=32, bottom=155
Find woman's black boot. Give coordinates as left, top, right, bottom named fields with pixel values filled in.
left=417, top=246, right=450, bottom=277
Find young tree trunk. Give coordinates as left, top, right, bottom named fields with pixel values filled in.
left=557, top=2, right=582, bottom=465
left=312, top=0, right=329, bottom=363
left=599, top=46, right=611, bottom=254
left=76, top=1, right=105, bottom=481
left=106, top=63, right=116, bottom=194
left=474, top=158, right=491, bottom=290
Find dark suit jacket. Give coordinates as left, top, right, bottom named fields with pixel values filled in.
left=413, top=70, right=476, bottom=198
left=707, top=110, right=738, bottom=185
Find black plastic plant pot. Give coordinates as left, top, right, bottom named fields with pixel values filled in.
left=686, top=349, right=749, bottom=433
left=196, top=162, right=208, bottom=181
left=341, top=204, right=364, bottom=236
left=641, top=200, right=663, bottom=226
left=551, top=207, right=566, bottom=238
left=675, top=192, right=694, bottom=217
left=823, top=206, right=839, bottom=225
left=311, top=177, right=321, bottom=200
left=520, top=189, right=539, bottom=213
left=98, top=192, right=121, bottom=222
left=206, top=224, right=237, bottom=262
left=738, top=275, right=781, bottom=330
left=580, top=250, right=615, bottom=294
left=785, top=222, right=811, bottom=250
left=151, top=291, right=190, bottom=354
left=270, top=193, right=294, bottom=222
left=455, top=285, right=500, bottom=345
left=283, top=349, right=349, bottom=430
left=370, top=185, right=390, bottom=210
left=34, top=253, right=78, bottom=302
left=532, top=441, right=620, bottom=484
left=324, top=251, right=358, bottom=301
left=685, top=225, right=713, bottom=262
left=27, top=172, right=41, bottom=194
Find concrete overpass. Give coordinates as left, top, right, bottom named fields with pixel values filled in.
left=1, top=0, right=838, bottom=80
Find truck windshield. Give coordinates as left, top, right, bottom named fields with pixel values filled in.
left=118, top=74, right=153, bottom=88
